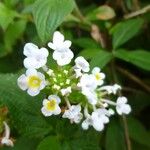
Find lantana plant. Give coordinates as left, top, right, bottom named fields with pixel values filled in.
left=17, top=31, right=131, bottom=132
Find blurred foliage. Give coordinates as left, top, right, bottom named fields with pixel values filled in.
left=0, top=0, right=150, bottom=149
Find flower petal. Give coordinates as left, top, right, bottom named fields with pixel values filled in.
left=17, top=74, right=28, bottom=90
left=23, top=43, right=38, bottom=57
left=27, top=88, right=40, bottom=96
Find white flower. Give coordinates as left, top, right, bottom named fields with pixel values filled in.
left=48, top=31, right=74, bottom=66
left=74, top=68, right=82, bottom=78
left=116, top=97, right=131, bottom=115
left=74, top=56, right=90, bottom=72
left=41, top=95, right=61, bottom=117
left=82, top=108, right=111, bottom=131
left=23, top=43, right=49, bottom=69
left=78, top=74, right=98, bottom=105
left=99, top=84, right=121, bottom=94
left=62, top=105, right=83, bottom=124
left=17, top=69, right=46, bottom=96
left=82, top=115, right=93, bottom=130
left=48, top=31, right=71, bottom=52
left=92, top=67, right=105, bottom=86
left=53, top=49, right=74, bottom=66
left=1, top=122, right=13, bottom=147
left=82, top=89, right=98, bottom=105
left=91, top=108, right=110, bottom=131
left=61, top=87, right=72, bottom=96
left=78, top=74, right=97, bottom=91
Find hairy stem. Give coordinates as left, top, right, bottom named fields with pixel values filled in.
left=116, top=66, right=150, bottom=93
left=124, top=5, right=150, bottom=19
left=111, top=61, right=132, bottom=150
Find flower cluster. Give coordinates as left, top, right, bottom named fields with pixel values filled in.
left=17, top=31, right=131, bottom=132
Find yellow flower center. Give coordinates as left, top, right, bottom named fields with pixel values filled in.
left=46, top=100, right=56, bottom=111
left=95, top=73, right=101, bottom=80
left=28, top=76, right=41, bottom=88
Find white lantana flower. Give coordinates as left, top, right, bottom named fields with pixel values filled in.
left=99, top=84, right=121, bottom=94
left=116, top=97, right=131, bottom=115
left=82, top=89, right=98, bottom=105
left=41, top=95, right=61, bottom=117
left=82, top=108, right=111, bottom=131
left=78, top=74, right=98, bottom=105
left=53, top=49, right=74, bottom=66
left=78, top=74, right=97, bottom=91
left=61, top=87, right=72, bottom=96
left=1, top=122, right=13, bottom=147
left=23, top=43, right=49, bottom=69
left=74, top=68, right=82, bottom=78
left=62, top=104, right=83, bottom=124
left=48, top=31, right=74, bottom=66
left=91, top=108, right=110, bottom=131
left=48, top=31, right=71, bottom=52
left=92, top=67, right=105, bottom=86
left=17, top=69, right=46, bottom=96
left=82, top=115, right=93, bottom=130
left=74, top=56, right=90, bottom=72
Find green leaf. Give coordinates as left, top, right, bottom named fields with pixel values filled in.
left=86, top=5, right=116, bottom=21
left=90, top=51, right=113, bottom=69
left=74, top=38, right=99, bottom=49
left=4, top=20, right=27, bottom=53
left=32, top=0, right=75, bottom=43
left=127, top=117, right=150, bottom=148
left=0, top=2, right=18, bottom=30
left=4, top=0, right=20, bottom=8
left=1, top=137, right=39, bottom=150
left=105, top=118, right=125, bottom=150
left=70, top=130, right=101, bottom=150
left=110, top=18, right=144, bottom=49
left=37, top=136, right=61, bottom=150
left=114, top=49, right=150, bottom=71
left=0, top=73, right=52, bottom=138
left=79, top=49, right=113, bottom=69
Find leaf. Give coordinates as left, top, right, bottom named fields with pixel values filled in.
left=127, top=117, right=150, bottom=148
left=110, top=18, right=144, bottom=49
left=37, top=136, right=61, bottom=150
left=0, top=2, right=18, bottom=30
left=70, top=130, right=101, bottom=150
left=1, top=137, right=39, bottom=150
left=114, top=49, right=150, bottom=71
left=86, top=5, right=116, bottom=21
left=105, top=118, right=125, bottom=150
left=90, top=51, right=113, bottom=69
left=32, top=0, right=75, bottom=43
left=4, top=20, right=27, bottom=53
left=0, top=73, right=52, bottom=138
left=79, top=49, right=113, bottom=69
left=74, top=38, right=99, bottom=49
left=4, top=0, right=20, bottom=8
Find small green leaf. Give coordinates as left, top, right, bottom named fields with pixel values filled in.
left=110, top=18, right=144, bottom=49
left=114, top=49, right=150, bottom=71
left=105, top=119, right=125, bottom=150
left=37, top=136, right=61, bottom=150
left=74, top=38, right=99, bottom=49
left=90, top=51, right=113, bottom=68
left=127, top=117, right=150, bottom=148
left=79, top=49, right=113, bottom=69
left=86, top=5, right=116, bottom=21
left=4, top=20, right=27, bottom=52
left=32, top=0, right=75, bottom=43
left=0, top=2, right=18, bottom=30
